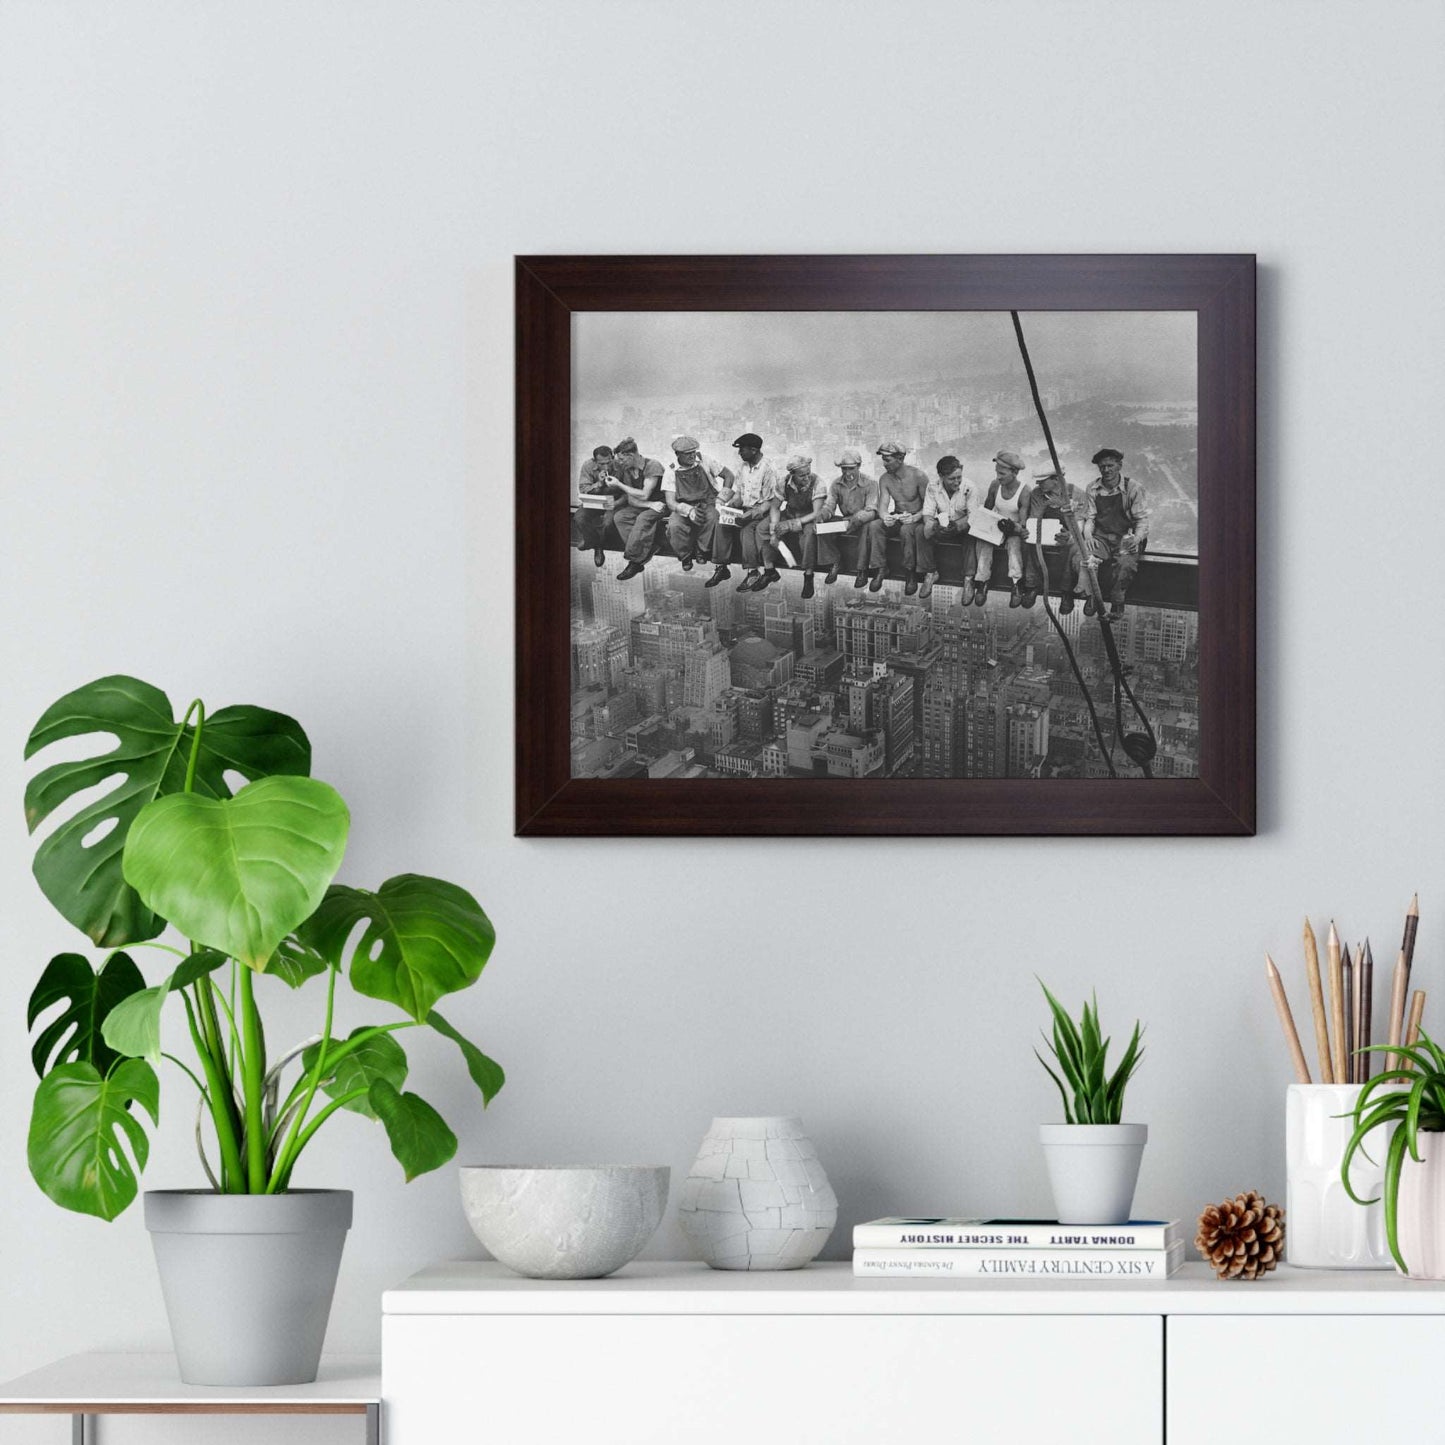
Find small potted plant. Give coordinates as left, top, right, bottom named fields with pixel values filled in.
left=1342, top=1033, right=1445, bottom=1277
left=23, top=676, right=505, bottom=1384
left=1034, top=982, right=1146, bottom=1224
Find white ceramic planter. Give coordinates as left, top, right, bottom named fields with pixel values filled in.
left=677, top=1116, right=837, bottom=1270
left=145, top=1189, right=351, bottom=1386
left=1285, top=1083, right=1392, bottom=1269
left=1039, top=1123, right=1147, bottom=1225
left=458, top=1165, right=669, bottom=1279
left=1395, top=1128, right=1445, bottom=1279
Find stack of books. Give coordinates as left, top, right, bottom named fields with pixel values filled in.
left=852, top=1217, right=1186, bottom=1278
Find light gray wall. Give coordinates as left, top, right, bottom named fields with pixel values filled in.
left=2, top=1, right=1442, bottom=1439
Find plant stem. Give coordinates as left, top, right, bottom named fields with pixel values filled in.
left=181, top=699, right=206, bottom=793
left=237, top=966, right=268, bottom=1191
left=272, top=1088, right=371, bottom=1192
left=162, top=1052, right=210, bottom=1098
left=181, top=988, right=245, bottom=1190
left=267, top=963, right=340, bottom=1192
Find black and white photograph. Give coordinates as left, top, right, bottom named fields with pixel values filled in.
left=568, top=310, right=1199, bottom=783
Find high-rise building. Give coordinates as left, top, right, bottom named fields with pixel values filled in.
left=1004, top=702, right=1050, bottom=778
left=795, top=646, right=846, bottom=692
left=572, top=621, right=628, bottom=692
left=842, top=667, right=915, bottom=775
left=835, top=598, right=934, bottom=668
left=963, top=682, right=999, bottom=777
left=734, top=688, right=774, bottom=743
left=920, top=678, right=966, bottom=777
left=786, top=712, right=831, bottom=773
left=590, top=568, right=651, bottom=640
left=763, top=601, right=816, bottom=659
left=684, top=645, right=731, bottom=709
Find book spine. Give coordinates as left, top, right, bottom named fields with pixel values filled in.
left=852, top=1248, right=1179, bottom=1279
left=851, top=1225, right=1175, bottom=1250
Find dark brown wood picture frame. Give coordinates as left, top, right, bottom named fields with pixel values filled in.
left=516, top=254, right=1255, bottom=836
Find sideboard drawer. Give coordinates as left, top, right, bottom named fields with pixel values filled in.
left=1168, top=1315, right=1445, bottom=1445
left=385, top=1313, right=1162, bottom=1444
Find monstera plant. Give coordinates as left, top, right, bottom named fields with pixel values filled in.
left=24, top=675, right=503, bottom=1220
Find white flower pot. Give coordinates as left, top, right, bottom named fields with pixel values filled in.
left=1396, top=1128, right=1445, bottom=1279
left=1285, top=1083, right=1392, bottom=1269
left=1039, top=1123, right=1147, bottom=1225
left=677, top=1116, right=837, bottom=1270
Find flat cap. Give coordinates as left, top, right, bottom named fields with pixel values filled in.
left=733, top=432, right=763, bottom=450
left=876, top=441, right=907, bottom=457
left=671, top=435, right=701, bottom=454
left=835, top=447, right=863, bottom=467
left=993, top=450, right=1024, bottom=470
left=1091, top=447, right=1124, bottom=464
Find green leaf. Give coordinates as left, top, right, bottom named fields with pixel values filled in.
left=100, top=984, right=169, bottom=1066
left=27, top=1059, right=159, bottom=1220
left=303, top=874, right=495, bottom=1023
left=24, top=676, right=310, bottom=947
left=27, top=951, right=146, bottom=1078
left=122, top=776, right=350, bottom=970
left=303, top=1029, right=408, bottom=1120
left=427, top=1010, right=505, bottom=1105
left=97, top=951, right=227, bottom=1067
left=369, top=1079, right=457, bottom=1181
left=269, top=934, right=332, bottom=989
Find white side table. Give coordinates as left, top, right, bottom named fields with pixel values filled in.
left=0, top=1353, right=381, bottom=1443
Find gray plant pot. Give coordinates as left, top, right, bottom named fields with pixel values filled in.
left=144, top=1189, right=351, bottom=1385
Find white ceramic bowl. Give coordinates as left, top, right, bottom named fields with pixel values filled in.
left=459, top=1165, right=670, bottom=1279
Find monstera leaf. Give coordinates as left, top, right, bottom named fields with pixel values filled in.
left=100, top=950, right=229, bottom=1066
left=122, top=776, right=349, bottom=970
left=28, top=1059, right=159, bottom=1220
left=368, top=1078, right=457, bottom=1180
left=24, top=676, right=310, bottom=947
left=302, top=1028, right=409, bottom=1120
left=427, top=1010, right=505, bottom=1105
left=301, top=875, right=495, bottom=1022
left=27, top=951, right=146, bottom=1078
left=268, top=933, right=333, bottom=989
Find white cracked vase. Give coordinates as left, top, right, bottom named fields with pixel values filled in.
left=677, top=1116, right=837, bottom=1270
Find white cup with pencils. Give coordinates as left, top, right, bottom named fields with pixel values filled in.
left=1267, top=902, right=1424, bottom=1270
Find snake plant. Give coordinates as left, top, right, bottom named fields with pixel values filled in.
left=1034, top=981, right=1145, bottom=1125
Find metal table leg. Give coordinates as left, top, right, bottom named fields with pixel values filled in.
left=366, top=1402, right=381, bottom=1444
left=72, top=1413, right=91, bottom=1445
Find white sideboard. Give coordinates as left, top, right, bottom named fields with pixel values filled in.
left=383, top=1261, right=1445, bottom=1444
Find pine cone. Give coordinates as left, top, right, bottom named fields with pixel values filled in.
left=1195, top=1190, right=1285, bottom=1280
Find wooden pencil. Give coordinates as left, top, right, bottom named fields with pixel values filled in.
left=1360, top=939, right=1374, bottom=1083
left=1405, top=989, right=1427, bottom=1051
left=1327, top=921, right=1347, bottom=1084
left=1401, top=893, right=1420, bottom=1014
left=1341, top=945, right=1354, bottom=1084
left=1303, top=919, right=1333, bottom=1083
left=1387, top=950, right=1408, bottom=1074
left=1266, top=953, right=1311, bottom=1084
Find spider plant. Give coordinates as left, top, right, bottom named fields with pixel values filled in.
left=1341, top=1031, right=1445, bottom=1273
left=1034, top=981, right=1145, bottom=1125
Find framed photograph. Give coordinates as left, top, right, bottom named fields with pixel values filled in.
left=516, top=255, right=1254, bottom=836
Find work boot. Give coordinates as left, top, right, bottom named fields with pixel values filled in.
left=973, top=585, right=988, bottom=607
left=825, top=563, right=840, bottom=585
left=757, top=568, right=781, bottom=591
left=960, top=579, right=975, bottom=605
left=868, top=567, right=884, bottom=593
left=1083, top=595, right=1098, bottom=617
left=617, top=561, right=644, bottom=581
left=919, top=572, right=936, bottom=600
left=737, top=570, right=760, bottom=592
left=1057, top=593, right=1076, bottom=615
left=904, top=573, right=919, bottom=597
left=853, top=569, right=869, bottom=590
left=680, top=554, right=695, bottom=572
left=593, top=548, right=606, bottom=568
left=705, top=565, right=731, bottom=589
left=1009, top=583, right=1022, bottom=609
left=1021, top=587, right=1037, bottom=609
left=801, top=573, right=815, bottom=600
left=1110, top=597, right=1126, bottom=620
